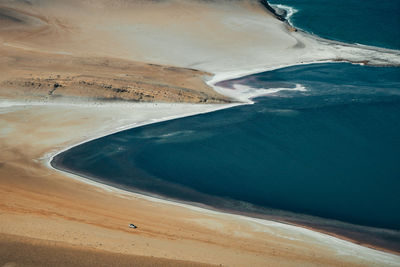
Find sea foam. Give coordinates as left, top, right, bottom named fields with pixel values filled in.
left=214, top=83, right=307, bottom=103
left=270, top=4, right=298, bottom=24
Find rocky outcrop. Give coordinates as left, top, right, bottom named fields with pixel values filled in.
left=259, top=0, right=286, bottom=21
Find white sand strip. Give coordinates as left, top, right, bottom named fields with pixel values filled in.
left=6, top=98, right=392, bottom=266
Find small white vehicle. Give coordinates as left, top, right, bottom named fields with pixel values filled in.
left=129, top=223, right=137, bottom=229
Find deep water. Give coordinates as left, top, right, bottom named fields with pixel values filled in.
left=52, top=0, right=400, bottom=249
left=54, top=63, right=400, bottom=230
left=268, top=0, right=400, bottom=50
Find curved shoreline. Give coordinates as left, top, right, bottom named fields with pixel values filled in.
left=47, top=109, right=400, bottom=263
left=259, top=0, right=287, bottom=21
left=47, top=60, right=400, bottom=259
left=43, top=5, right=400, bottom=252
left=51, top=147, right=400, bottom=256
left=2, top=0, right=400, bottom=265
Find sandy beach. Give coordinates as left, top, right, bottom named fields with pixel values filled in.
left=1, top=0, right=400, bottom=266
left=1, top=101, right=400, bottom=267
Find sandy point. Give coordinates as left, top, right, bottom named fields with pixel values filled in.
left=1, top=0, right=400, bottom=266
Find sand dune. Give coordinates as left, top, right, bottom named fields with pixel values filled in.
left=0, top=45, right=230, bottom=103
left=1, top=0, right=398, bottom=89
left=1, top=0, right=400, bottom=266
left=1, top=102, right=399, bottom=266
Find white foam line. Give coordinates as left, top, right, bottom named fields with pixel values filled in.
left=45, top=137, right=400, bottom=266
left=207, top=60, right=335, bottom=85
left=5, top=46, right=395, bottom=265
left=34, top=106, right=399, bottom=265
left=206, top=60, right=333, bottom=104
left=39, top=102, right=239, bottom=163
left=271, top=4, right=298, bottom=24
left=23, top=60, right=396, bottom=264
left=206, top=62, right=400, bottom=264
left=1, top=1, right=399, bottom=262
left=216, top=83, right=307, bottom=103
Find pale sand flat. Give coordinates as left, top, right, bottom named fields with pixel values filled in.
left=1, top=0, right=400, bottom=266
left=1, top=102, right=399, bottom=266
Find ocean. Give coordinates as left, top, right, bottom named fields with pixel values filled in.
left=52, top=0, right=400, bottom=251
left=269, top=0, right=400, bottom=50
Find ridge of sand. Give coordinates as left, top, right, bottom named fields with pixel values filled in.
left=3, top=87, right=398, bottom=266
left=1, top=0, right=400, bottom=266
left=1, top=101, right=400, bottom=267
left=0, top=44, right=231, bottom=103
left=1, top=0, right=399, bottom=104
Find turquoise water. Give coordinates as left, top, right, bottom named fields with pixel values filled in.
left=268, top=0, right=400, bottom=49
left=52, top=0, right=400, bottom=250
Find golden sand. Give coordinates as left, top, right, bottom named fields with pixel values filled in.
left=1, top=0, right=399, bottom=266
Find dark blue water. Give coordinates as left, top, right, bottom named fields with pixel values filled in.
left=54, top=63, right=400, bottom=230
left=268, top=0, right=400, bottom=50
left=52, top=0, right=400, bottom=251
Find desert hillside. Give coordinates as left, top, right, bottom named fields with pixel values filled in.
left=0, top=0, right=306, bottom=103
